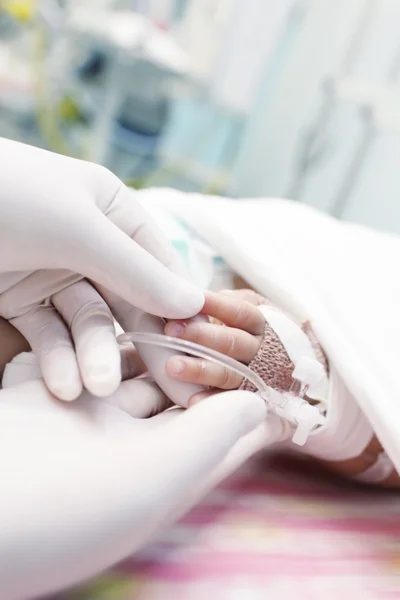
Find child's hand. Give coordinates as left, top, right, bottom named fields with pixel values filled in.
left=166, top=291, right=400, bottom=487
left=165, top=290, right=266, bottom=400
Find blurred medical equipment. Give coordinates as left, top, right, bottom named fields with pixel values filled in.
left=0, top=0, right=196, bottom=180
left=229, top=0, right=400, bottom=234
left=287, top=0, right=400, bottom=221
left=157, top=0, right=294, bottom=192
left=69, top=5, right=192, bottom=169
left=287, top=0, right=378, bottom=201
left=175, top=0, right=293, bottom=115
left=0, top=0, right=299, bottom=192
left=5, top=0, right=400, bottom=227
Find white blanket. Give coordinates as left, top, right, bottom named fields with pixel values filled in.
left=139, top=188, right=400, bottom=473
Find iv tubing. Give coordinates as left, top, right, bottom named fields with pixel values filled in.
left=118, top=332, right=326, bottom=446
left=118, top=331, right=272, bottom=403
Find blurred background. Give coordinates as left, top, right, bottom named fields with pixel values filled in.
left=2, top=0, right=400, bottom=233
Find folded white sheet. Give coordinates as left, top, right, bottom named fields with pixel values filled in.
left=139, top=188, right=400, bottom=474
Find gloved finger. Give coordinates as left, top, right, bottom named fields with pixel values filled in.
left=96, top=291, right=144, bottom=338
left=166, top=356, right=243, bottom=390
left=51, top=281, right=121, bottom=398
left=0, top=269, right=82, bottom=321
left=188, top=389, right=218, bottom=406
left=11, top=305, right=82, bottom=401
left=105, top=185, right=188, bottom=278
left=200, top=291, right=265, bottom=334
left=220, top=288, right=266, bottom=306
left=164, top=320, right=261, bottom=363
left=144, top=390, right=266, bottom=509
left=65, top=207, right=204, bottom=320
left=103, top=376, right=172, bottom=418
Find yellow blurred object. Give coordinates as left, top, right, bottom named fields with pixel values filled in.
left=58, top=96, right=82, bottom=123
left=67, top=573, right=138, bottom=599
left=2, top=0, right=35, bottom=22
left=33, top=21, right=74, bottom=157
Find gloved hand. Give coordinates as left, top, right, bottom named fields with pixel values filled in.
left=0, top=377, right=267, bottom=600
left=0, top=138, right=203, bottom=401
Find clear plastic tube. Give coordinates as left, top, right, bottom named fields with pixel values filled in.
left=117, top=331, right=272, bottom=402
left=117, top=331, right=326, bottom=446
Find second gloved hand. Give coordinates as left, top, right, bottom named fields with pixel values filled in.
left=0, top=375, right=267, bottom=600
left=0, top=138, right=204, bottom=400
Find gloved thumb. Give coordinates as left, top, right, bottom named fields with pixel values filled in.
left=64, top=207, right=204, bottom=320
left=141, top=391, right=266, bottom=526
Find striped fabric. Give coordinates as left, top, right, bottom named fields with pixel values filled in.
left=66, top=453, right=400, bottom=600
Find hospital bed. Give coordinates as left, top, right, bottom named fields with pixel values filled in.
left=60, top=189, right=400, bottom=599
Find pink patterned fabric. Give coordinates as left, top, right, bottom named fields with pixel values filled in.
left=240, top=302, right=328, bottom=397
left=65, top=453, right=400, bottom=600
left=240, top=317, right=300, bottom=394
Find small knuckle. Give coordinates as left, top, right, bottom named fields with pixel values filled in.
left=233, top=300, right=250, bottom=327
left=88, top=163, right=122, bottom=212
left=242, top=290, right=264, bottom=306
left=220, top=366, right=236, bottom=389
left=256, top=331, right=263, bottom=343
left=225, top=331, right=239, bottom=357
left=186, top=322, right=201, bottom=343
left=42, top=337, right=71, bottom=355
left=231, top=299, right=243, bottom=321
left=35, top=333, right=72, bottom=360
left=200, top=358, right=208, bottom=376
left=189, top=358, right=206, bottom=382
left=71, top=298, right=112, bottom=329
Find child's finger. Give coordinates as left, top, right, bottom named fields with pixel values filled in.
left=165, top=320, right=260, bottom=364
left=166, top=356, right=243, bottom=390
left=199, top=291, right=265, bottom=335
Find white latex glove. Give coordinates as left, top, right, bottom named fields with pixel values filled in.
left=0, top=379, right=267, bottom=600
left=0, top=138, right=203, bottom=400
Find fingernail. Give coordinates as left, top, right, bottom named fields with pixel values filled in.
left=169, top=358, right=185, bottom=374
left=165, top=322, right=185, bottom=337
